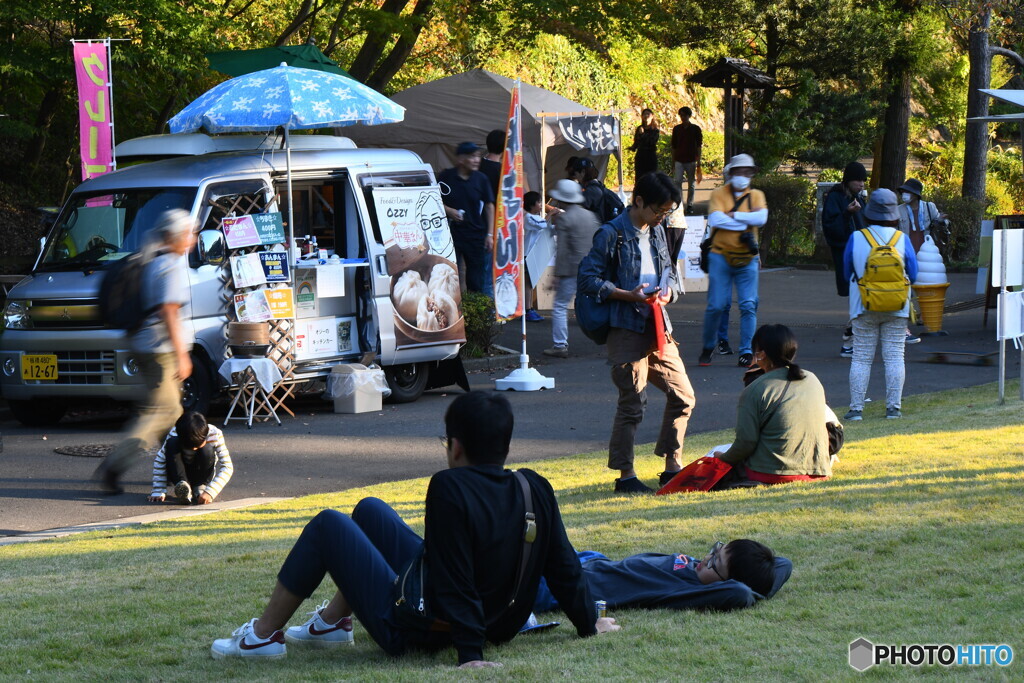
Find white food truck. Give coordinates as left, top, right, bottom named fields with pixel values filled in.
left=0, top=134, right=467, bottom=426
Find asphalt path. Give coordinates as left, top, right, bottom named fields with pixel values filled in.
left=0, top=269, right=1015, bottom=537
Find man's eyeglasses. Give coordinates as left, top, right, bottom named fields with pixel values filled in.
left=706, top=541, right=727, bottom=581
left=420, top=216, right=444, bottom=231
left=438, top=435, right=450, bottom=451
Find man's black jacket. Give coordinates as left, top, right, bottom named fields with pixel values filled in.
left=423, top=465, right=597, bottom=664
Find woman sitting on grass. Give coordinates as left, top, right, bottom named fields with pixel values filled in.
left=714, top=324, right=832, bottom=484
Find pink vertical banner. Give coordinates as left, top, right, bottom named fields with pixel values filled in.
left=73, top=40, right=114, bottom=181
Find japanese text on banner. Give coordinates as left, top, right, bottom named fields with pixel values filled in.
left=72, top=41, right=114, bottom=181
left=492, top=83, right=524, bottom=321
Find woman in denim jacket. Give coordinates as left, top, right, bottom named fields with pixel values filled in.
left=577, top=172, right=697, bottom=495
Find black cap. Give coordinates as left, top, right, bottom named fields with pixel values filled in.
left=898, top=178, right=924, bottom=198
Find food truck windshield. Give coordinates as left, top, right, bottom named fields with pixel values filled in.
left=37, top=188, right=197, bottom=271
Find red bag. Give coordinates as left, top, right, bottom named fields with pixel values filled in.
left=656, top=457, right=733, bottom=495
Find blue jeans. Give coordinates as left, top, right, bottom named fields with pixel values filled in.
left=702, top=252, right=758, bottom=354
left=276, top=498, right=425, bottom=656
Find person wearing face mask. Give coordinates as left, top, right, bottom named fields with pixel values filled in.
left=896, top=178, right=946, bottom=254
left=698, top=154, right=768, bottom=369
left=821, top=161, right=868, bottom=358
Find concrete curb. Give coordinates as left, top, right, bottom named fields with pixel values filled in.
left=0, top=496, right=289, bottom=546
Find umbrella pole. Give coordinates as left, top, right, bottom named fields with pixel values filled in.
left=284, top=128, right=295, bottom=255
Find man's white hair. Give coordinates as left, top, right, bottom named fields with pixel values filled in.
left=152, top=209, right=194, bottom=243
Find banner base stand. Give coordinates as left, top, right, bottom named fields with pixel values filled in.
left=495, top=357, right=554, bottom=392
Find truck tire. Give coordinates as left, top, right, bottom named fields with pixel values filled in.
left=384, top=362, right=429, bottom=404
left=181, top=355, right=212, bottom=414
left=8, top=398, right=68, bottom=427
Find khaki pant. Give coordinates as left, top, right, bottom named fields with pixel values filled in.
left=606, top=327, right=696, bottom=471
left=101, top=352, right=183, bottom=477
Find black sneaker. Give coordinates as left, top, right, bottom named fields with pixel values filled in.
left=698, top=348, right=713, bottom=366
left=738, top=353, right=754, bottom=368
left=613, top=477, right=654, bottom=495
left=659, top=470, right=681, bottom=487
left=716, top=340, right=734, bottom=355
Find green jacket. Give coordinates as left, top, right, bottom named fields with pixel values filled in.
left=719, top=368, right=832, bottom=477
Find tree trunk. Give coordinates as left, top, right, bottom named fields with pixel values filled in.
left=365, top=0, right=434, bottom=91
left=876, top=69, right=911, bottom=191
left=963, top=9, right=991, bottom=201
left=274, top=0, right=316, bottom=47
left=347, top=0, right=410, bottom=82
left=24, top=87, right=62, bottom=175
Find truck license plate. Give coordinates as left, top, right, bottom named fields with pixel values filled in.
left=22, top=354, right=58, bottom=381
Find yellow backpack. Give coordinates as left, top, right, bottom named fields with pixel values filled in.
left=857, top=229, right=908, bottom=312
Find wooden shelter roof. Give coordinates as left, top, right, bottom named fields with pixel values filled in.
left=687, top=57, right=775, bottom=89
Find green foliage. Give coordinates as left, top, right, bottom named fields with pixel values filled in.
left=740, top=73, right=878, bottom=172
left=817, top=168, right=843, bottom=183
left=931, top=184, right=987, bottom=263
left=459, top=290, right=499, bottom=358
left=751, top=172, right=817, bottom=263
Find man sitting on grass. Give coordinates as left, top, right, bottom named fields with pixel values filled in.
left=532, top=539, right=791, bottom=614
left=210, top=391, right=619, bottom=668
left=149, top=411, right=232, bottom=505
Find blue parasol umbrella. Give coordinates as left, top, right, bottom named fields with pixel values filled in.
left=169, top=63, right=404, bottom=247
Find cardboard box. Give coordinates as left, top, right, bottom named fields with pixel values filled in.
left=331, top=363, right=383, bottom=414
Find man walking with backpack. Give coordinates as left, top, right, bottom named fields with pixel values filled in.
left=96, top=209, right=195, bottom=494
left=842, top=189, right=918, bottom=421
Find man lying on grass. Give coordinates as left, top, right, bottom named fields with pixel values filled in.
left=532, top=540, right=792, bottom=614
left=211, top=391, right=620, bottom=668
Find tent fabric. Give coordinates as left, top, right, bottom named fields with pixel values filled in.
left=341, top=69, right=610, bottom=193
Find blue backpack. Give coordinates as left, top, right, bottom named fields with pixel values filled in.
left=574, top=226, right=623, bottom=345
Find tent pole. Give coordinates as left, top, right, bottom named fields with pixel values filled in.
left=616, top=112, right=624, bottom=196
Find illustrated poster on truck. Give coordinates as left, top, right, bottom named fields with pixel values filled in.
left=371, top=186, right=465, bottom=349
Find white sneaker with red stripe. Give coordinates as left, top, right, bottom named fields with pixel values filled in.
left=285, top=600, right=355, bottom=647
left=210, top=618, right=286, bottom=659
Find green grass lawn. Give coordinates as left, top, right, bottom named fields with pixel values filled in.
left=3, top=383, right=1023, bottom=680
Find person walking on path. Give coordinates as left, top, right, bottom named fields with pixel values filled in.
left=670, top=107, right=703, bottom=214
left=821, top=161, right=867, bottom=357
left=578, top=172, right=695, bottom=495
left=698, top=154, right=768, bottom=369
left=544, top=179, right=600, bottom=359
left=630, top=109, right=660, bottom=181
left=95, top=209, right=195, bottom=495
left=438, top=142, right=496, bottom=295
left=843, top=189, right=918, bottom=421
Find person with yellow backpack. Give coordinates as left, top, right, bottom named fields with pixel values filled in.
left=842, top=189, right=919, bottom=421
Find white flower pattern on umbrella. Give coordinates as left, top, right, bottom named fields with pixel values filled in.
left=169, top=63, right=404, bottom=134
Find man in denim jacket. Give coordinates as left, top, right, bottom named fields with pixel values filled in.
left=578, top=172, right=697, bottom=494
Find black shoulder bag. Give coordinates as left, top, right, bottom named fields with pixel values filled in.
left=393, top=471, right=537, bottom=631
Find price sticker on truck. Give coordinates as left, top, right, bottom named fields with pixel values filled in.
left=22, top=354, right=58, bottom=381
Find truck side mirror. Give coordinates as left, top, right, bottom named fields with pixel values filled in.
left=197, top=229, right=226, bottom=265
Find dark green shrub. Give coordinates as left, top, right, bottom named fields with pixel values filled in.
left=752, top=173, right=817, bottom=264
left=460, top=291, right=499, bottom=358
left=931, top=185, right=988, bottom=264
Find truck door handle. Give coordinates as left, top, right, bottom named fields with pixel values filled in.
left=375, top=254, right=388, bottom=276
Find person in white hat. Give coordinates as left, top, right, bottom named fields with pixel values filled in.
left=698, top=153, right=768, bottom=369
left=543, top=179, right=601, bottom=358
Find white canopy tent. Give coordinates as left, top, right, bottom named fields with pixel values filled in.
left=342, top=69, right=621, bottom=194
